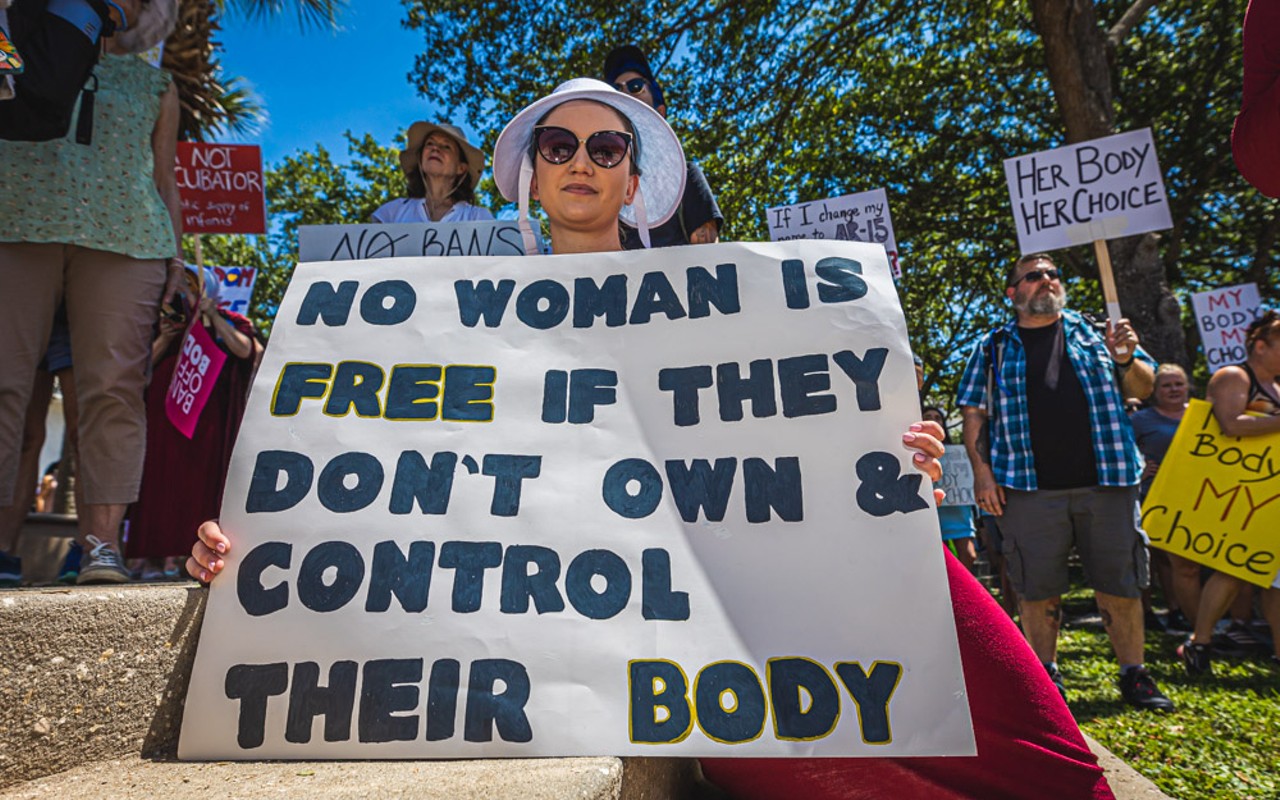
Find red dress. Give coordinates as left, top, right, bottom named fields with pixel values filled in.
left=700, top=549, right=1114, bottom=800
left=127, top=312, right=254, bottom=559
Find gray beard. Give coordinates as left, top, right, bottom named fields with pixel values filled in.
left=1018, top=288, right=1067, bottom=317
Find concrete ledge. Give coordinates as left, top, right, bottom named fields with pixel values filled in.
left=0, top=584, right=1165, bottom=799
left=0, top=755, right=626, bottom=799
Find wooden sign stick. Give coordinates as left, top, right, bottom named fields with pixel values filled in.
left=1093, top=239, right=1128, bottom=356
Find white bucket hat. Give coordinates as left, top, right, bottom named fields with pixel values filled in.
left=492, top=78, right=686, bottom=254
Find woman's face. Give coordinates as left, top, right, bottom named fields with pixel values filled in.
left=1153, top=371, right=1188, bottom=409
left=419, top=132, right=467, bottom=182
left=531, top=100, right=639, bottom=237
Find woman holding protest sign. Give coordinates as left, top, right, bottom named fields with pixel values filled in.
left=371, top=122, right=494, bottom=224
left=191, top=79, right=1111, bottom=798
left=1178, top=311, right=1280, bottom=675
left=129, top=266, right=254, bottom=579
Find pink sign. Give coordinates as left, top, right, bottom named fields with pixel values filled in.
left=165, top=322, right=227, bottom=439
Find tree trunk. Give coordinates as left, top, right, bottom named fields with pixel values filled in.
left=1028, top=0, right=1189, bottom=367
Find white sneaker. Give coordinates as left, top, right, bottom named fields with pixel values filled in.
left=76, top=535, right=131, bottom=585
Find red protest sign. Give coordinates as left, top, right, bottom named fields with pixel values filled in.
left=174, top=143, right=267, bottom=234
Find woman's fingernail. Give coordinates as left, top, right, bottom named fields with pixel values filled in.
left=909, top=423, right=923, bottom=431
left=216, top=542, right=226, bottom=553
left=903, top=432, right=916, bottom=442
left=200, top=571, right=209, bottom=582
left=913, top=453, right=926, bottom=462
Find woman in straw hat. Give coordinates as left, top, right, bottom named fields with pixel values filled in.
left=372, top=122, right=493, bottom=224
left=189, top=79, right=1111, bottom=799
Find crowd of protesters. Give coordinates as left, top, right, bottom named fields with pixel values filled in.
left=0, top=9, right=1276, bottom=795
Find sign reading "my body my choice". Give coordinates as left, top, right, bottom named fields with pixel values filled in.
left=179, top=241, right=973, bottom=761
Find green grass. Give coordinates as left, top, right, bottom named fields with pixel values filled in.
left=1053, top=590, right=1280, bottom=800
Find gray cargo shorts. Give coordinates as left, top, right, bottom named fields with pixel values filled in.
left=1000, top=485, right=1149, bottom=601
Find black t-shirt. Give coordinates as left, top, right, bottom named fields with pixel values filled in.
left=622, top=161, right=724, bottom=249
left=1020, top=321, right=1098, bottom=489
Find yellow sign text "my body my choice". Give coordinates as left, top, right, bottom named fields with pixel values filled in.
left=1142, top=399, right=1280, bottom=588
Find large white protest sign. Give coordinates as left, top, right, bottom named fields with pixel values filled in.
left=766, top=189, right=901, bottom=279
left=1190, top=283, right=1264, bottom=373
left=298, top=220, right=535, bottom=262
left=210, top=265, right=258, bottom=316
left=1004, top=128, right=1172, bottom=254
left=180, top=241, right=974, bottom=760
left=937, top=447, right=976, bottom=508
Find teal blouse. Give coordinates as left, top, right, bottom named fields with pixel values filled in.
left=0, top=54, right=175, bottom=259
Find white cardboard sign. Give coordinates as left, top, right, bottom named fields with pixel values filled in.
left=765, top=189, right=901, bottom=279
left=937, top=447, right=976, bottom=508
left=1190, top=283, right=1264, bottom=373
left=1003, top=128, right=1172, bottom=254
left=298, top=220, right=534, bottom=262
left=179, top=241, right=974, bottom=760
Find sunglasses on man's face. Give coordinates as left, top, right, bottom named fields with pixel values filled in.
left=533, top=126, right=633, bottom=169
left=1010, top=268, right=1062, bottom=288
left=613, top=77, right=648, bottom=95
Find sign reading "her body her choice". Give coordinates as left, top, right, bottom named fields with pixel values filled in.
left=179, top=241, right=974, bottom=761
left=1142, top=399, right=1280, bottom=589
left=1003, top=128, right=1172, bottom=253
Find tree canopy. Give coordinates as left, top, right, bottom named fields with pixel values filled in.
left=397, top=0, right=1274, bottom=402
left=212, top=0, right=1276, bottom=407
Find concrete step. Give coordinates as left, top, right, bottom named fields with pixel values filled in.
left=0, top=584, right=1168, bottom=798
left=11, top=513, right=78, bottom=585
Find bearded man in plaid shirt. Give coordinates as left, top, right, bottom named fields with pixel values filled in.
left=957, top=253, right=1175, bottom=713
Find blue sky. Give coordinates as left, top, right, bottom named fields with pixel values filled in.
left=217, top=4, right=449, bottom=166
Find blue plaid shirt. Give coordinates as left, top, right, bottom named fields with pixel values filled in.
left=955, top=310, right=1154, bottom=490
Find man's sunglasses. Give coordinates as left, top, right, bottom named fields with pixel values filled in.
left=613, top=77, right=648, bottom=95
left=533, top=126, right=633, bottom=169
left=1009, top=268, right=1062, bottom=287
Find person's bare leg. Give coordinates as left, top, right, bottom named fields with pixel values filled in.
left=1230, top=584, right=1256, bottom=624
left=0, top=371, right=54, bottom=554
left=1191, top=572, right=1245, bottom=646
left=1150, top=549, right=1176, bottom=612
left=1095, top=592, right=1145, bottom=665
left=954, top=537, right=977, bottom=575
left=1169, top=554, right=1203, bottom=625
left=1260, top=589, right=1280, bottom=660
left=1019, top=597, right=1062, bottom=663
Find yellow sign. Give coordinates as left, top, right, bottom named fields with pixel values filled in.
left=1141, top=399, right=1280, bottom=587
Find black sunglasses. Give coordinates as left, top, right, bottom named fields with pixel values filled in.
left=613, top=77, right=648, bottom=95
left=1009, top=268, right=1062, bottom=287
left=533, top=126, right=633, bottom=169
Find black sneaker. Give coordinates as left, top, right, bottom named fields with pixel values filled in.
left=0, top=550, right=21, bottom=588
left=1045, top=663, right=1067, bottom=701
left=1163, top=609, right=1193, bottom=635
left=1118, top=667, right=1175, bottom=712
left=1144, top=609, right=1166, bottom=633
left=1177, top=638, right=1213, bottom=677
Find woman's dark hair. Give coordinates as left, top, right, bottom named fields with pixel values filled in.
left=1246, top=310, right=1280, bottom=353
left=528, top=100, right=642, bottom=178
left=406, top=136, right=477, bottom=205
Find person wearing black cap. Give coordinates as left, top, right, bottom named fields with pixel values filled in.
left=603, top=44, right=724, bottom=248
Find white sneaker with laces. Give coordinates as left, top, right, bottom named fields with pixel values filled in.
left=76, top=535, right=131, bottom=585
